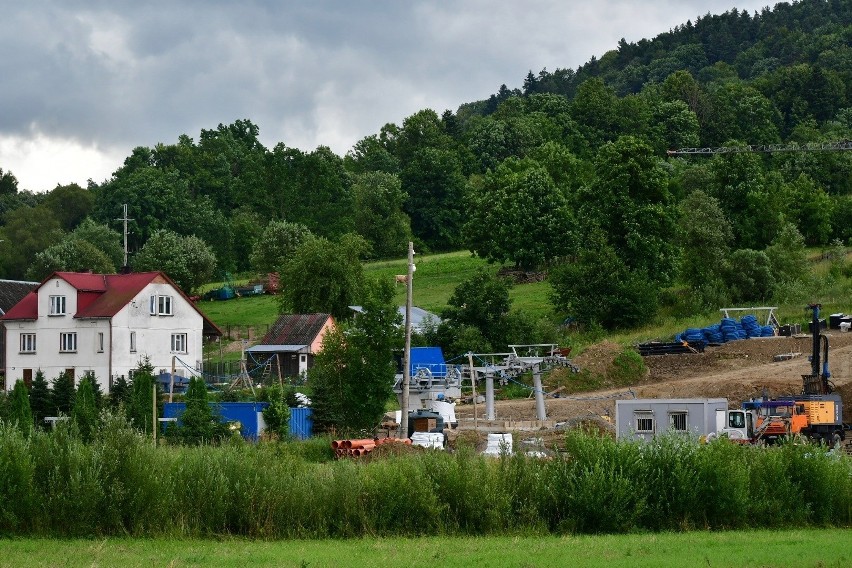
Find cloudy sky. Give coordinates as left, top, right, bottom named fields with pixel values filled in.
left=1, top=0, right=771, bottom=193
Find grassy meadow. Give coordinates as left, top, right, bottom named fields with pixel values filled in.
left=2, top=529, right=850, bottom=567
left=198, top=248, right=852, bottom=359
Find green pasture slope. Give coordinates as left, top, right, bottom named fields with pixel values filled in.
left=196, top=248, right=852, bottom=353
left=3, top=529, right=849, bottom=567
left=196, top=251, right=552, bottom=331
left=363, top=250, right=553, bottom=319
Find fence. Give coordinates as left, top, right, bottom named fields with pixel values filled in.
left=217, top=324, right=271, bottom=342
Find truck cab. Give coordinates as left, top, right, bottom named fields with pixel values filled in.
left=719, top=408, right=755, bottom=441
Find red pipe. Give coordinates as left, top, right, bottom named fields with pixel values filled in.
left=343, top=438, right=376, bottom=449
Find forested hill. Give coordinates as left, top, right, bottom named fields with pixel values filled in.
left=0, top=0, right=851, bottom=337
left=470, top=0, right=852, bottom=143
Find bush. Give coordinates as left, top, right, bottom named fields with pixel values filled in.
left=0, top=428, right=849, bottom=538
left=607, top=349, right=647, bottom=386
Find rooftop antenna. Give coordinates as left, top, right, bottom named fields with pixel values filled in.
left=115, top=204, right=134, bottom=270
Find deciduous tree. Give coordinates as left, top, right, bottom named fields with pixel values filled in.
left=279, top=234, right=367, bottom=319
left=309, top=279, right=400, bottom=434
left=133, top=229, right=217, bottom=293
left=249, top=220, right=313, bottom=275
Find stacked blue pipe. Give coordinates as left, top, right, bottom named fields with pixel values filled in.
left=678, top=315, right=776, bottom=346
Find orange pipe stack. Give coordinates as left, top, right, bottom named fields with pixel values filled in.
left=332, top=437, right=412, bottom=458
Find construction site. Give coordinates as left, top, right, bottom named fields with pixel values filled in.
left=375, top=304, right=852, bottom=456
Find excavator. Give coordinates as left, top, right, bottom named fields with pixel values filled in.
left=720, top=304, right=850, bottom=448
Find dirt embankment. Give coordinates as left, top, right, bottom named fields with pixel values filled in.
left=454, top=333, right=852, bottom=424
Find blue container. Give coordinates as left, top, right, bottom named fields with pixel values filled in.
left=163, top=402, right=313, bottom=440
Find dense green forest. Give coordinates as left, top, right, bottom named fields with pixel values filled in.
left=1, top=0, right=851, bottom=334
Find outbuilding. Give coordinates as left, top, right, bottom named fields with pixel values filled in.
left=615, top=398, right=728, bottom=441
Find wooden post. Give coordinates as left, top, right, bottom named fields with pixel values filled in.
left=169, top=356, right=176, bottom=403
left=468, top=351, right=478, bottom=432
left=398, top=241, right=414, bottom=440
left=152, top=383, right=157, bottom=445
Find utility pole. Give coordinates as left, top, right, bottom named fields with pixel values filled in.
left=398, top=241, right=414, bottom=439
left=115, top=204, right=134, bottom=269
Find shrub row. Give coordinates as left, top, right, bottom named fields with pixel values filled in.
left=1, top=416, right=850, bottom=537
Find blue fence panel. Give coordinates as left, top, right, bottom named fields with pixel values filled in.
left=289, top=407, right=313, bottom=439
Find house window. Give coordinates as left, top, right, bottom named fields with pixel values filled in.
left=19, top=333, right=36, bottom=353
left=635, top=411, right=655, bottom=433
left=130, top=331, right=137, bottom=353
left=97, top=332, right=104, bottom=353
left=171, top=333, right=187, bottom=353
left=150, top=295, right=173, bottom=316
left=49, top=295, right=66, bottom=315
left=669, top=412, right=688, bottom=431
left=60, top=332, right=77, bottom=352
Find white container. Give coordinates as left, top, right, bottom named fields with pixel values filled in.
left=483, top=433, right=513, bottom=456
left=411, top=431, right=444, bottom=449
left=425, top=400, right=457, bottom=426
left=841, top=322, right=851, bottom=332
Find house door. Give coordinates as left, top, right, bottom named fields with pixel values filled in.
left=299, top=354, right=308, bottom=376
left=65, top=368, right=75, bottom=385
left=23, top=369, right=33, bottom=388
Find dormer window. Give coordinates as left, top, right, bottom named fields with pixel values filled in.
left=149, top=294, right=173, bottom=316
left=49, top=295, right=66, bottom=316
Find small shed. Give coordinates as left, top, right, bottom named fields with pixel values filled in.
left=615, top=398, right=728, bottom=441
left=247, top=313, right=335, bottom=379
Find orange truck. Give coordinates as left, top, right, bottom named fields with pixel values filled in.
left=721, top=304, right=849, bottom=446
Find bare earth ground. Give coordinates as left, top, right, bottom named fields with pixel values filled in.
left=453, top=333, right=852, bottom=426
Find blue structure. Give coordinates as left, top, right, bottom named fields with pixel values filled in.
left=163, top=402, right=313, bottom=440
left=156, top=372, right=190, bottom=394
left=410, top=346, right=448, bottom=377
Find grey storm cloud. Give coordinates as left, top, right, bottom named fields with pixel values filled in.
left=0, top=0, right=771, bottom=191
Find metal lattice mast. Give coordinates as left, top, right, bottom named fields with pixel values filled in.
left=667, top=140, right=852, bottom=156
left=115, top=204, right=134, bottom=268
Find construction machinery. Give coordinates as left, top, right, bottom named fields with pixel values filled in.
left=719, top=304, right=850, bottom=447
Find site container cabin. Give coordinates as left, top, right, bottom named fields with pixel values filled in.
left=616, top=398, right=728, bottom=442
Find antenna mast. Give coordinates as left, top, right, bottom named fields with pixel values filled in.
left=115, top=204, right=134, bottom=269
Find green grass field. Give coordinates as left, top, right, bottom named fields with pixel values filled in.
left=197, top=248, right=852, bottom=356
left=369, top=251, right=553, bottom=320
left=2, top=529, right=849, bottom=567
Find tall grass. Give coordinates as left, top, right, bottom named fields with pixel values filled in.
left=2, top=417, right=849, bottom=538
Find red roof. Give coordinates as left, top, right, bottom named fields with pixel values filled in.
left=0, top=271, right=222, bottom=336
left=261, top=313, right=333, bottom=346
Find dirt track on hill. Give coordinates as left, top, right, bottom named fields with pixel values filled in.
left=453, top=332, right=852, bottom=424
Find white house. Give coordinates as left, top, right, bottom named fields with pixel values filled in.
left=1, top=271, right=221, bottom=392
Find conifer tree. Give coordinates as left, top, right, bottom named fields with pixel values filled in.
left=29, top=370, right=52, bottom=430
left=176, top=376, right=218, bottom=444
left=109, top=374, right=131, bottom=410
left=50, top=372, right=75, bottom=416
left=9, top=379, right=33, bottom=436
left=73, top=374, right=99, bottom=442
left=128, top=359, right=157, bottom=434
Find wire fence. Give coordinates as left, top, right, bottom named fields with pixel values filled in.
left=218, top=324, right=271, bottom=341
